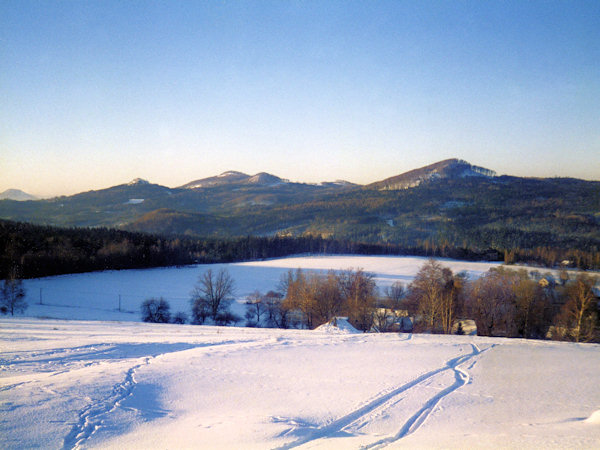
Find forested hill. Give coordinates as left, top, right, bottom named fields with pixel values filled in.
left=0, top=159, right=599, bottom=270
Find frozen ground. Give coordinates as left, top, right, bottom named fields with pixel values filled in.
left=1, top=318, right=599, bottom=449
left=20, top=255, right=503, bottom=322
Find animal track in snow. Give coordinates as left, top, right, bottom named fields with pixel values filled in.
left=62, top=357, right=151, bottom=450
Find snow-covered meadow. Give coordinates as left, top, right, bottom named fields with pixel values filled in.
left=2, top=319, right=599, bottom=449
left=20, top=255, right=503, bottom=322
left=2, top=255, right=599, bottom=448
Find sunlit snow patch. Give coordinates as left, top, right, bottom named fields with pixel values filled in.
left=584, top=410, right=600, bottom=424
left=125, top=198, right=144, bottom=204
left=315, top=316, right=360, bottom=334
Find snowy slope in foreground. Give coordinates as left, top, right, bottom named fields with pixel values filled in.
left=21, top=255, right=502, bottom=322
left=1, top=319, right=599, bottom=449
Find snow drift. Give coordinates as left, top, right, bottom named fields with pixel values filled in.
left=314, top=316, right=360, bottom=334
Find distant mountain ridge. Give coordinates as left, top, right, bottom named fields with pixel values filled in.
left=179, top=171, right=288, bottom=188
left=0, top=158, right=598, bottom=265
left=2, top=158, right=593, bottom=203
left=0, top=189, right=38, bottom=201
left=178, top=159, right=499, bottom=191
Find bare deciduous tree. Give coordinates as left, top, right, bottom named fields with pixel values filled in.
left=280, top=268, right=377, bottom=331
left=408, top=260, right=457, bottom=333
left=373, top=307, right=394, bottom=332
left=314, top=270, right=344, bottom=326
left=1, top=268, right=27, bottom=316
left=339, top=268, right=377, bottom=332
left=263, top=290, right=288, bottom=328
left=191, top=268, right=235, bottom=323
left=554, top=274, right=597, bottom=342
left=245, top=290, right=266, bottom=327
left=514, top=277, right=550, bottom=338
left=464, top=268, right=519, bottom=337
left=383, top=281, right=405, bottom=310
left=282, top=269, right=320, bottom=329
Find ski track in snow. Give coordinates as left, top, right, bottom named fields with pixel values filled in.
left=363, top=343, right=495, bottom=449
left=276, top=343, right=495, bottom=449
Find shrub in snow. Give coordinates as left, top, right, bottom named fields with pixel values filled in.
left=191, top=298, right=210, bottom=324
left=172, top=311, right=188, bottom=324
left=215, top=311, right=241, bottom=326
left=141, top=297, right=171, bottom=323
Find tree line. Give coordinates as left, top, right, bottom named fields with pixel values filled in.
left=0, top=219, right=505, bottom=280
left=140, top=261, right=599, bottom=344
left=404, top=260, right=599, bottom=343
left=2, top=217, right=597, bottom=284
left=4, top=246, right=596, bottom=343
left=140, top=267, right=380, bottom=332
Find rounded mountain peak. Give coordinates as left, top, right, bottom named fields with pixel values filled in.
left=247, top=172, right=284, bottom=184
left=128, top=178, right=150, bottom=186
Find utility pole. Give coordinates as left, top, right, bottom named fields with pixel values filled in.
left=39, top=288, right=43, bottom=305
left=118, top=294, right=121, bottom=312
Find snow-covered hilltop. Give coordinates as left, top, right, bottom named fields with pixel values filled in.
left=367, top=158, right=497, bottom=190
left=179, top=171, right=288, bottom=189
left=0, top=188, right=38, bottom=201
left=127, top=178, right=150, bottom=186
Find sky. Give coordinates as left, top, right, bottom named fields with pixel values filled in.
left=1, top=1, right=599, bottom=197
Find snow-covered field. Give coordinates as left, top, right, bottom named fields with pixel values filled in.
left=20, top=255, right=503, bottom=322
left=3, top=255, right=599, bottom=448
left=2, top=319, right=599, bottom=449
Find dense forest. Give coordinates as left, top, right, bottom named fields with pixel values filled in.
left=0, top=219, right=506, bottom=279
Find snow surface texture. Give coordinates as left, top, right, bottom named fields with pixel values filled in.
left=21, top=255, right=503, bottom=322
left=1, top=319, right=599, bottom=449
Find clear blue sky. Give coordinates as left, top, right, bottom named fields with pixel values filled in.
left=1, top=0, right=599, bottom=197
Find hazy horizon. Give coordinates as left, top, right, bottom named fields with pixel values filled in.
left=2, top=1, right=599, bottom=197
